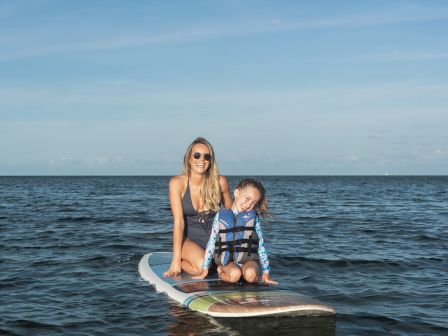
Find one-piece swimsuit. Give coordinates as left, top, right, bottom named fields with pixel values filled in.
left=181, top=179, right=216, bottom=249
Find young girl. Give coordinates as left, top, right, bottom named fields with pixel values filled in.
left=194, top=178, right=277, bottom=285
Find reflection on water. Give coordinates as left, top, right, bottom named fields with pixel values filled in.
left=216, top=316, right=336, bottom=336
left=167, top=302, right=336, bottom=336
left=167, top=303, right=233, bottom=335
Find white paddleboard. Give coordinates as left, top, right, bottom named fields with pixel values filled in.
left=138, top=252, right=336, bottom=318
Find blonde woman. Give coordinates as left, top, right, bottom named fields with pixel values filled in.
left=164, top=137, right=232, bottom=277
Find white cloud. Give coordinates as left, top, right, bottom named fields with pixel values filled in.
left=434, top=149, right=446, bottom=156
left=344, top=155, right=359, bottom=162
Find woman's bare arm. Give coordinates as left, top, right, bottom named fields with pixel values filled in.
left=219, top=175, right=232, bottom=208
left=163, top=176, right=185, bottom=277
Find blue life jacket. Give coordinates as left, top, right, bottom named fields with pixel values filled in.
left=213, top=208, right=259, bottom=266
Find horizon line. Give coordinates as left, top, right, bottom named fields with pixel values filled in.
left=1, top=174, right=447, bottom=177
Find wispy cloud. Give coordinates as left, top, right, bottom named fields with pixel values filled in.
left=0, top=29, right=217, bottom=61
left=2, top=7, right=448, bottom=61
left=434, top=149, right=447, bottom=157
left=343, top=155, right=360, bottom=162
left=1, top=82, right=447, bottom=113
left=353, top=51, right=448, bottom=62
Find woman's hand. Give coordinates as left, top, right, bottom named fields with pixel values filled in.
left=163, top=260, right=182, bottom=277
left=261, top=272, right=278, bottom=285
left=192, top=268, right=208, bottom=280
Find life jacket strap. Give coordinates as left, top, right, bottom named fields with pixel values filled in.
left=215, top=238, right=259, bottom=248
left=218, top=226, right=255, bottom=234
left=215, top=246, right=258, bottom=253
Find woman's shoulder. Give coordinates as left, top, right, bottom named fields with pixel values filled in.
left=169, top=175, right=187, bottom=190
left=218, top=175, right=229, bottom=187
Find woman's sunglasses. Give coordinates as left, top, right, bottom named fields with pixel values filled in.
left=193, top=152, right=212, bottom=161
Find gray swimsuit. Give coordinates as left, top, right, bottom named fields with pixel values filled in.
left=182, top=180, right=216, bottom=249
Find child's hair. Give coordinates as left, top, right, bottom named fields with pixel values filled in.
left=235, top=178, right=271, bottom=219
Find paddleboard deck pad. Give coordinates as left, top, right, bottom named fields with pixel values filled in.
left=138, top=252, right=336, bottom=317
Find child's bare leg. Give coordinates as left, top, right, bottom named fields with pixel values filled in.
left=242, top=261, right=260, bottom=283
left=217, top=262, right=242, bottom=283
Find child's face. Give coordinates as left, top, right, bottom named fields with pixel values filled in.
left=233, top=186, right=261, bottom=212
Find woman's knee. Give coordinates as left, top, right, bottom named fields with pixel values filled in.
left=181, top=240, right=205, bottom=275
left=181, top=259, right=202, bottom=275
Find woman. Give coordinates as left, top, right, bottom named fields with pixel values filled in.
left=163, top=137, right=232, bottom=277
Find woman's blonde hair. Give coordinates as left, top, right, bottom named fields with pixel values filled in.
left=182, top=137, right=222, bottom=212
left=235, top=178, right=271, bottom=219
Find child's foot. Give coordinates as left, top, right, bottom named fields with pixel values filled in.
left=217, top=265, right=223, bottom=277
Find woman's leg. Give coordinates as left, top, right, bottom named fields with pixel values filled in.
left=241, top=261, right=260, bottom=283
left=217, top=262, right=242, bottom=283
left=181, top=239, right=205, bottom=275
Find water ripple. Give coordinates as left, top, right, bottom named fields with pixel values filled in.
left=0, top=176, right=447, bottom=335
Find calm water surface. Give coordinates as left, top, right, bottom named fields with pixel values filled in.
left=1, top=176, right=447, bottom=335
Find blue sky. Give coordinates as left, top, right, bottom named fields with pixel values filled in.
left=0, top=0, right=447, bottom=175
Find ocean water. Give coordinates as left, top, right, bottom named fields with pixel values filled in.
left=1, top=176, right=447, bottom=336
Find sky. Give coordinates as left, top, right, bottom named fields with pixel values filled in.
left=0, top=0, right=447, bottom=175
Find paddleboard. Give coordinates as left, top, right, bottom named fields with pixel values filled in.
left=138, top=252, right=336, bottom=317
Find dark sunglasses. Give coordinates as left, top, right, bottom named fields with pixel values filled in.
left=193, top=152, right=212, bottom=161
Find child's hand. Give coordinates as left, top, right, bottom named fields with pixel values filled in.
left=261, top=272, right=278, bottom=285
left=192, top=268, right=209, bottom=280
